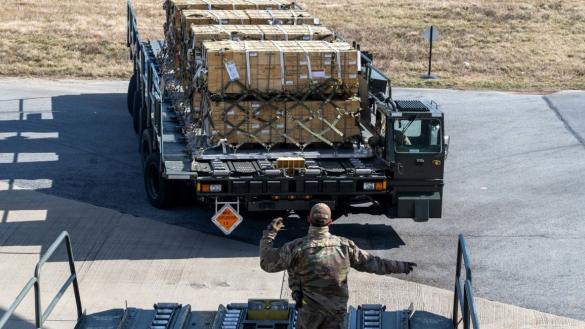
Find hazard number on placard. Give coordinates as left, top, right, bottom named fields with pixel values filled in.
left=211, top=204, right=243, bottom=235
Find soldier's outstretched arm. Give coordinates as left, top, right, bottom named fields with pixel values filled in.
left=259, top=217, right=293, bottom=273
left=347, top=239, right=416, bottom=274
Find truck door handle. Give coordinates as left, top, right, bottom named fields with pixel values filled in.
left=397, top=163, right=404, bottom=174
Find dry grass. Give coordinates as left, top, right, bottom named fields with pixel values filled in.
left=301, top=0, right=585, bottom=91
left=0, top=0, right=164, bottom=78
left=1, top=0, right=584, bottom=91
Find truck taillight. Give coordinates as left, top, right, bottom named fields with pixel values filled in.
left=198, top=183, right=221, bottom=193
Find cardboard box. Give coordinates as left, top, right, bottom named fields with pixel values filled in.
left=204, top=98, right=286, bottom=145
left=180, top=10, right=314, bottom=41
left=203, top=95, right=361, bottom=146
left=202, top=40, right=360, bottom=95
left=285, top=97, right=361, bottom=145
left=169, top=0, right=295, bottom=11
left=189, top=25, right=335, bottom=49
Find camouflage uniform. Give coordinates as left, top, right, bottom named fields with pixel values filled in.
left=260, top=224, right=409, bottom=329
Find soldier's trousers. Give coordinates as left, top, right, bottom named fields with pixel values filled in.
left=297, top=308, right=346, bottom=329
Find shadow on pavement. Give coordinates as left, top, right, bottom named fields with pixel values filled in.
left=0, top=307, right=36, bottom=329
left=0, top=93, right=406, bottom=262
left=410, top=310, right=452, bottom=329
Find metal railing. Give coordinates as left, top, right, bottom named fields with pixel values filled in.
left=452, top=234, right=480, bottom=329
left=0, top=231, right=83, bottom=329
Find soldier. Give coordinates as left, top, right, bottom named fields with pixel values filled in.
left=259, top=203, right=416, bottom=329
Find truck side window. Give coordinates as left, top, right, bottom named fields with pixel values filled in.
left=394, top=119, right=441, bottom=153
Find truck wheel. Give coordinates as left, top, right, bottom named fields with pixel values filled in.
left=127, top=74, right=136, bottom=115
left=132, top=89, right=141, bottom=134
left=140, top=129, right=153, bottom=164
left=144, top=153, right=174, bottom=209
left=138, top=101, right=148, bottom=137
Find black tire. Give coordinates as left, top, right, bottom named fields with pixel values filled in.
left=132, top=89, right=141, bottom=134
left=127, top=74, right=136, bottom=115
left=144, top=153, right=174, bottom=209
left=138, top=100, right=148, bottom=137
left=140, top=129, right=153, bottom=165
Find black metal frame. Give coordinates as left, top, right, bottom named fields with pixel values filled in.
left=452, top=234, right=480, bottom=329
left=0, top=231, right=83, bottom=329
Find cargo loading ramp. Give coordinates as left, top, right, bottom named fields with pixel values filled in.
left=0, top=232, right=479, bottom=329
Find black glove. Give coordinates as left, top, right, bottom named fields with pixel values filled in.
left=400, top=261, right=417, bottom=274
left=267, top=217, right=285, bottom=232
left=292, top=290, right=303, bottom=309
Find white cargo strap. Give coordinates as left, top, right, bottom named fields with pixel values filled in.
left=324, top=42, right=342, bottom=80
left=202, top=0, right=211, bottom=10
left=271, top=41, right=286, bottom=87
left=307, top=25, right=314, bottom=40
left=209, top=10, right=222, bottom=25
left=255, top=25, right=265, bottom=40
left=297, top=41, right=313, bottom=80
left=267, top=9, right=276, bottom=24
left=244, top=41, right=252, bottom=88
left=232, top=0, right=236, bottom=10
left=290, top=9, right=298, bottom=25
left=276, top=24, right=288, bottom=40
left=232, top=10, right=245, bottom=24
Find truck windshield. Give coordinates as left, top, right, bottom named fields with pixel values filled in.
left=394, top=118, right=441, bottom=153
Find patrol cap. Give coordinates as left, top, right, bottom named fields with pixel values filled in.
left=309, top=203, right=331, bottom=226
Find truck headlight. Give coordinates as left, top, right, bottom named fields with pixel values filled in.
left=209, top=184, right=222, bottom=192
left=363, top=182, right=376, bottom=191
left=363, top=181, right=387, bottom=191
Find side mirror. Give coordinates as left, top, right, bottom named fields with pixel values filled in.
left=444, top=135, right=450, bottom=159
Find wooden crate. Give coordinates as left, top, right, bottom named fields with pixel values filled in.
left=245, top=10, right=314, bottom=25
left=204, top=98, right=286, bottom=145
left=321, top=97, right=362, bottom=143
left=168, top=0, right=295, bottom=36
left=189, top=25, right=335, bottom=49
left=202, top=40, right=360, bottom=95
left=248, top=100, right=286, bottom=145
left=169, top=0, right=295, bottom=11
left=180, top=9, right=313, bottom=41
left=205, top=99, right=249, bottom=145
left=285, top=100, right=323, bottom=144
left=285, top=98, right=361, bottom=145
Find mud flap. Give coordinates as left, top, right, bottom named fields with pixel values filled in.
left=397, top=192, right=442, bottom=220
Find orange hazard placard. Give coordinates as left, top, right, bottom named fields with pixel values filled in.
left=211, top=204, right=243, bottom=235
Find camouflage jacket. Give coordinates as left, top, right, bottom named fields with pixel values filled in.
left=260, top=226, right=405, bottom=315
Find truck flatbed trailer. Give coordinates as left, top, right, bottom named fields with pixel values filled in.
left=0, top=231, right=479, bottom=329
left=126, top=1, right=450, bottom=233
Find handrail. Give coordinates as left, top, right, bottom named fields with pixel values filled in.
left=452, top=234, right=480, bottom=329
left=0, top=277, right=37, bottom=328
left=0, top=231, right=83, bottom=329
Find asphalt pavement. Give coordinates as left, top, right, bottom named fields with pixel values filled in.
left=1, top=79, right=584, bottom=320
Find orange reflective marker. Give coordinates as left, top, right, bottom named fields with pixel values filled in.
left=211, top=204, right=243, bottom=235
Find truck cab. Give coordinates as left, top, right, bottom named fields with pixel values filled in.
left=361, top=56, right=447, bottom=220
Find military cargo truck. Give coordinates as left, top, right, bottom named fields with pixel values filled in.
left=126, top=0, right=449, bottom=234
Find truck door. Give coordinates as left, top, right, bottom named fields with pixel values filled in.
left=392, top=117, right=444, bottom=180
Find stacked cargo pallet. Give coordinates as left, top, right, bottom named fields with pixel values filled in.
left=164, top=0, right=362, bottom=150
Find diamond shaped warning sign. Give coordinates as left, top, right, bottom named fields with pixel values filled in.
left=211, top=204, right=243, bottom=235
